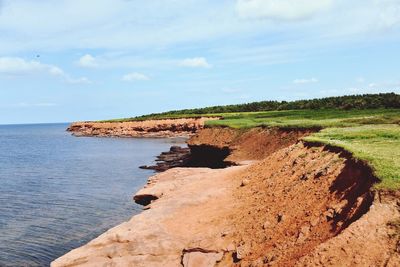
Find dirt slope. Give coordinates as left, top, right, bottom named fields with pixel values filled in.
left=226, top=143, right=394, bottom=266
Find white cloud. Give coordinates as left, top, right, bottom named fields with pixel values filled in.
left=236, top=0, right=332, bottom=20
left=0, top=57, right=90, bottom=84
left=122, top=72, right=150, bottom=82
left=293, top=78, right=318, bottom=84
left=180, top=57, right=211, bottom=68
left=0, top=57, right=46, bottom=75
left=78, top=54, right=98, bottom=68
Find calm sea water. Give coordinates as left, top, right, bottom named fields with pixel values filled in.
left=0, top=123, right=184, bottom=267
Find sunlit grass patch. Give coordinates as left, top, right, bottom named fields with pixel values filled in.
left=205, top=109, right=400, bottom=129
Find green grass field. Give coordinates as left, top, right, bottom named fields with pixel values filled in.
left=204, top=109, right=400, bottom=129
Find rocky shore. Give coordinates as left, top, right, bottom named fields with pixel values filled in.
left=67, top=117, right=219, bottom=138
left=139, top=146, right=191, bottom=172
left=52, top=126, right=400, bottom=267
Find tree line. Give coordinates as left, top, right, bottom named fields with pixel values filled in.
left=137, top=93, right=400, bottom=118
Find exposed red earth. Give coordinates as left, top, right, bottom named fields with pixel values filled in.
left=53, top=122, right=400, bottom=266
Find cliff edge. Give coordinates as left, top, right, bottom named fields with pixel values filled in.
left=53, top=127, right=400, bottom=267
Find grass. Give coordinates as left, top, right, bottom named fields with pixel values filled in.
left=303, top=124, right=400, bottom=190
left=204, top=109, right=400, bottom=129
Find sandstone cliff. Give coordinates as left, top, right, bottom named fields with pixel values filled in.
left=53, top=127, right=400, bottom=267
left=67, top=117, right=219, bottom=138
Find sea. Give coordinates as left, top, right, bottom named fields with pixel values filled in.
left=0, top=123, right=184, bottom=266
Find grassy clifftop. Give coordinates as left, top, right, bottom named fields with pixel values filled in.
left=206, top=108, right=400, bottom=190
left=304, top=125, right=400, bottom=190
left=102, top=93, right=400, bottom=190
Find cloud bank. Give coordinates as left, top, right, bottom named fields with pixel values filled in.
left=0, top=57, right=90, bottom=84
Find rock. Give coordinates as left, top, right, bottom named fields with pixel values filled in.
left=226, top=243, right=236, bottom=252
left=262, top=220, right=271, bottom=230
left=182, top=249, right=223, bottom=267
left=314, top=168, right=327, bottom=179
left=263, top=253, right=277, bottom=264
left=252, top=258, right=265, bottom=266
left=241, top=179, right=250, bottom=187
left=133, top=194, right=158, bottom=206
left=235, top=245, right=246, bottom=260
left=301, top=225, right=310, bottom=235
left=277, top=213, right=284, bottom=223
left=140, top=146, right=191, bottom=172
left=324, top=208, right=336, bottom=220
left=297, top=225, right=311, bottom=243
left=300, top=173, right=309, bottom=181
left=310, top=217, right=320, bottom=227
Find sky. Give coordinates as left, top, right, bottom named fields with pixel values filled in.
left=0, top=0, right=399, bottom=124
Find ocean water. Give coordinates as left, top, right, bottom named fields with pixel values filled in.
left=0, top=123, right=184, bottom=267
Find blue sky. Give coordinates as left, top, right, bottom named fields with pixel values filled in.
left=0, top=0, right=399, bottom=124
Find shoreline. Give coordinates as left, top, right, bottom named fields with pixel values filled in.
left=52, top=124, right=400, bottom=266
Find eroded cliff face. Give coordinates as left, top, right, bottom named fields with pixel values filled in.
left=67, top=117, right=219, bottom=138
left=52, top=127, right=400, bottom=267
left=187, top=127, right=317, bottom=165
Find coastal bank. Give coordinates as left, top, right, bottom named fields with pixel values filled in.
left=53, top=119, right=400, bottom=266
left=67, top=117, right=218, bottom=138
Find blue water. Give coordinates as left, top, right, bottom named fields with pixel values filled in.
left=0, top=123, right=184, bottom=267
